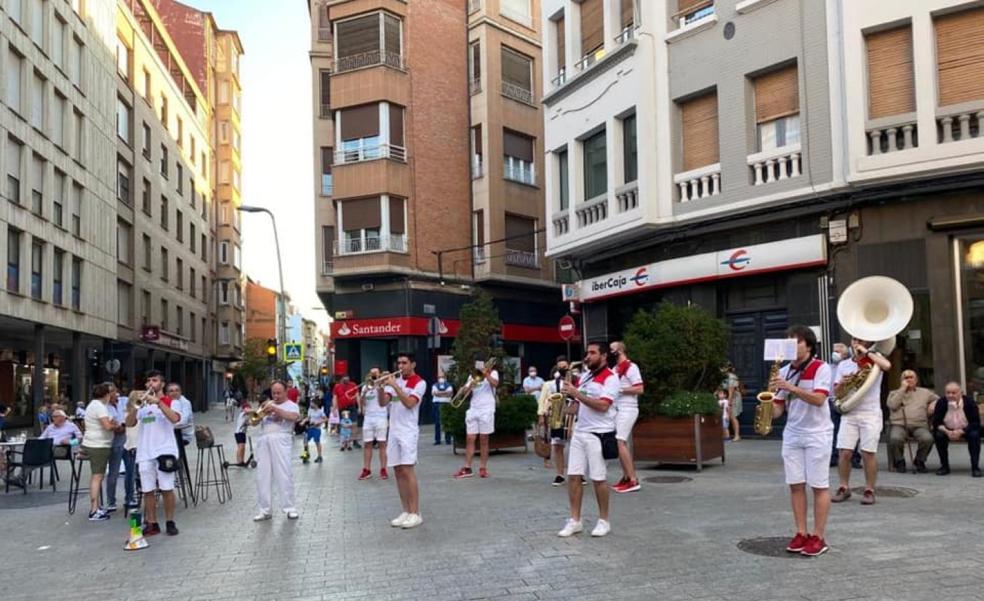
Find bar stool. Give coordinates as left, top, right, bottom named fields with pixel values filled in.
left=194, top=442, right=231, bottom=504
left=68, top=450, right=102, bottom=515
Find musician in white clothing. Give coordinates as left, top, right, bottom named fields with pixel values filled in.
left=253, top=381, right=300, bottom=521
left=454, top=362, right=499, bottom=479
left=382, top=352, right=427, bottom=529
left=358, top=367, right=390, bottom=481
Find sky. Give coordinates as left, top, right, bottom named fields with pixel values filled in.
left=190, top=0, right=330, bottom=332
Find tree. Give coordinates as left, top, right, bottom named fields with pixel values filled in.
left=237, top=338, right=277, bottom=401
left=446, top=290, right=514, bottom=399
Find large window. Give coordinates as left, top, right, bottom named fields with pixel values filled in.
left=340, top=197, right=382, bottom=254
left=160, top=247, right=169, bottom=281
left=623, top=114, right=637, bottom=183
left=116, top=37, right=130, bottom=80
left=160, top=196, right=168, bottom=229
left=31, top=154, right=43, bottom=215
left=501, top=47, right=533, bottom=104
left=866, top=25, right=914, bottom=120
left=70, top=257, right=81, bottom=310
left=31, top=239, right=43, bottom=300
left=558, top=149, right=569, bottom=210
left=503, top=130, right=535, bottom=185
left=580, top=0, right=603, bottom=59
left=935, top=7, right=984, bottom=107
left=335, top=12, right=403, bottom=72
left=500, top=0, right=531, bottom=24
left=30, top=71, right=45, bottom=130
left=469, top=42, right=481, bottom=93
left=7, top=228, right=20, bottom=292
left=505, top=214, right=537, bottom=268
left=319, top=70, right=331, bottom=118
left=71, top=183, right=81, bottom=235
left=583, top=129, right=607, bottom=199
left=959, top=236, right=984, bottom=399
left=321, top=147, right=333, bottom=196
left=53, top=170, right=64, bottom=227
left=6, top=48, right=23, bottom=114
left=118, top=281, right=132, bottom=326
left=53, top=16, right=65, bottom=69
left=6, top=137, right=23, bottom=204
left=116, top=160, right=130, bottom=205
left=680, top=90, right=719, bottom=171
left=754, top=65, right=800, bottom=152
left=53, top=249, right=63, bottom=306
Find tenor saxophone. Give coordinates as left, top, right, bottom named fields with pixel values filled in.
left=753, top=358, right=782, bottom=436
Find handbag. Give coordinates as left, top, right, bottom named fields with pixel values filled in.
left=157, top=454, right=179, bottom=473
left=194, top=425, right=215, bottom=449
left=533, top=422, right=552, bottom=459
left=593, top=431, right=619, bottom=460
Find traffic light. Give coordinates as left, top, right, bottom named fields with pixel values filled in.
left=266, top=338, right=278, bottom=365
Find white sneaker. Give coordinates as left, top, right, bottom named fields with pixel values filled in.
left=252, top=513, right=272, bottom=522
left=286, top=510, right=299, bottom=520
left=390, top=512, right=409, bottom=527
left=401, top=513, right=423, bottom=529
left=591, top=519, right=611, bottom=537
left=557, top=519, right=583, bottom=538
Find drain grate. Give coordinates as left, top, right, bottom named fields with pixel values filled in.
left=849, top=486, right=919, bottom=498
left=642, top=476, right=693, bottom=484
left=737, top=537, right=806, bottom=559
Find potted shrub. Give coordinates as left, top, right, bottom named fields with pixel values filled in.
left=442, top=394, right=537, bottom=454
left=624, top=303, right=728, bottom=471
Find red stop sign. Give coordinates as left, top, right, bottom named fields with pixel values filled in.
left=558, top=315, right=576, bottom=341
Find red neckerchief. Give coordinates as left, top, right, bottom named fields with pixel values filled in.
left=615, top=359, right=631, bottom=377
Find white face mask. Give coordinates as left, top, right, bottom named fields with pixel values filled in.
left=831, top=351, right=842, bottom=363
left=553, top=371, right=561, bottom=380
left=528, top=372, right=536, bottom=378
left=438, top=378, right=446, bottom=384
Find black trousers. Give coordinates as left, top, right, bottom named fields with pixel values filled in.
left=933, top=428, right=981, bottom=469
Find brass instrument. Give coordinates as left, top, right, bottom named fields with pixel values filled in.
left=546, top=361, right=581, bottom=440
left=246, top=401, right=274, bottom=427
left=450, top=357, right=497, bottom=409
left=753, top=357, right=782, bottom=436
left=346, top=372, right=395, bottom=400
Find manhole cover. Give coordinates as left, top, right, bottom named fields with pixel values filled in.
left=849, top=486, right=919, bottom=498
left=642, top=476, right=692, bottom=484
left=737, top=537, right=806, bottom=559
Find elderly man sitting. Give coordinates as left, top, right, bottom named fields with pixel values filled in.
left=40, top=409, right=83, bottom=445
left=886, top=370, right=938, bottom=473
left=932, top=382, right=981, bottom=477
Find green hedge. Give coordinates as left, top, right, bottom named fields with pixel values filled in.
left=656, top=391, right=720, bottom=418
left=440, top=394, right=538, bottom=441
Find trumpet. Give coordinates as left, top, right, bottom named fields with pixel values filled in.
left=450, top=357, right=497, bottom=408
left=246, top=401, right=274, bottom=427
left=347, top=372, right=396, bottom=400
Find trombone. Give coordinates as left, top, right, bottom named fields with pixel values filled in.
left=450, top=357, right=497, bottom=409
left=345, top=371, right=396, bottom=400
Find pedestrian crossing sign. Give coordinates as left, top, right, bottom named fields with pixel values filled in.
left=284, top=342, right=304, bottom=363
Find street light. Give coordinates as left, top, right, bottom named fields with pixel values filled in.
left=237, top=205, right=287, bottom=375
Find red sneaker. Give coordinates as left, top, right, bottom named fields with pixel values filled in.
left=615, top=479, right=640, bottom=493
left=786, top=532, right=809, bottom=553
left=611, top=477, right=629, bottom=491
left=800, top=534, right=829, bottom=557
left=379, top=468, right=389, bottom=480
left=479, top=468, right=489, bottom=478
left=453, top=467, right=474, bottom=479
left=357, top=468, right=371, bottom=480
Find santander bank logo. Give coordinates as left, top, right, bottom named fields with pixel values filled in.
left=337, top=323, right=352, bottom=336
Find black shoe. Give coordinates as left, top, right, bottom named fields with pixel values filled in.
left=936, top=467, right=951, bottom=476
left=914, top=460, right=927, bottom=474
left=894, top=460, right=906, bottom=473
left=552, top=475, right=565, bottom=487
left=973, top=468, right=982, bottom=478
left=165, top=520, right=179, bottom=536
left=353, top=441, right=362, bottom=449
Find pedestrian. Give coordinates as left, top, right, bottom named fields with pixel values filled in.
left=717, top=388, right=730, bottom=439
left=610, top=341, right=644, bottom=494
left=40, top=409, right=81, bottom=444
left=340, top=410, right=354, bottom=451
left=37, top=400, right=52, bottom=428
left=328, top=404, right=340, bottom=436
left=522, top=367, right=545, bottom=395
left=358, top=367, right=390, bottom=479
left=382, top=352, right=427, bottom=529
left=74, top=401, right=87, bottom=419
left=224, top=388, right=237, bottom=422
left=431, top=373, right=453, bottom=445
left=303, top=398, right=326, bottom=463
left=333, top=376, right=361, bottom=448
left=720, top=363, right=742, bottom=442
left=234, top=399, right=251, bottom=466
left=81, top=382, right=119, bottom=522
left=253, top=381, right=300, bottom=521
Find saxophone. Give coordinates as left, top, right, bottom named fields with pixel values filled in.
left=753, top=358, right=782, bottom=436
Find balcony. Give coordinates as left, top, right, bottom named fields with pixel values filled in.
left=501, top=81, right=533, bottom=105
left=668, top=1, right=716, bottom=42
left=470, top=78, right=482, bottom=96
left=334, top=50, right=404, bottom=74
left=675, top=163, right=721, bottom=202
left=748, top=144, right=801, bottom=186
left=937, top=101, right=984, bottom=144
left=505, top=249, right=539, bottom=269
left=552, top=211, right=570, bottom=236
left=335, top=142, right=407, bottom=166
left=575, top=193, right=609, bottom=228
left=319, top=103, right=331, bottom=119
left=615, top=181, right=639, bottom=213
left=551, top=67, right=567, bottom=89
left=334, top=234, right=408, bottom=256
left=575, top=48, right=607, bottom=73
left=867, top=113, right=918, bottom=155
left=503, top=162, right=535, bottom=186
left=615, top=25, right=638, bottom=45
left=471, top=155, right=483, bottom=179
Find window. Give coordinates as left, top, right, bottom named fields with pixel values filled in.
left=160, top=247, right=168, bottom=281
left=190, top=224, right=196, bottom=253
left=321, top=225, right=335, bottom=272
left=339, top=104, right=382, bottom=162
left=680, top=90, right=719, bottom=171
left=161, top=299, right=168, bottom=330
left=190, top=311, right=196, bottom=342
left=321, top=147, right=333, bottom=195
left=141, top=178, right=151, bottom=214
left=141, top=122, right=151, bottom=158
left=160, top=94, right=168, bottom=127
left=471, top=125, right=483, bottom=178
left=6, top=137, right=23, bottom=204
left=319, top=70, right=330, bottom=117
left=6, top=48, right=23, bottom=114
left=473, top=210, right=485, bottom=262
left=31, top=154, right=43, bottom=215
left=580, top=0, right=603, bottom=58
left=583, top=129, right=607, bottom=199
left=70, top=257, right=80, bottom=310
left=620, top=0, right=635, bottom=32
left=233, top=245, right=242, bottom=270
left=339, top=197, right=382, bottom=254
left=116, top=37, right=130, bottom=80
left=53, top=92, right=66, bottom=147
left=69, top=36, right=82, bottom=89
left=116, top=159, right=130, bottom=205
left=70, top=183, right=81, bottom=235
left=30, top=71, right=45, bottom=130
left=73, top=109, right=83, bottom=162
left=219, top=321, right=230, bottom=345
left=469, top=42, right=481, bottom=91
left=30, top=0, right=44, bottom=49
left=935, top=7, right=984, bottom=107
left=52, top=249, right=63, bottom=306
left=160, top=144, right=168, bottom=177
left=160, top=196, right=168, bottom=229
left=676, top=0, right=714, bottom=27
left=118, top=281, right=132, bottom=326
left=754, top=65, right=799, bottom=151
left=200, top=275, right=206, bottom=300
left=53, top=170, right=64, bottom=226
left=866, top=25, right=915, bottom=120
left=115, top=98, right=130, bottom=143
left=175, top=257, right=183, bottom=290
left=189, top=267, right=195, bottom=297
left=558, top=149, right=569, bottom=210
left=220, top=281, right=230, bottom=304
left=190, top=136, right=196, bottom=159
left=142, top=233, right=151, bottom=270
left=176, top=210, right=183, bottom=242
left=623, top=114, right=637, bottom=183
left=219, top=122, right=229, bottom=143
left=500, top=0, right=531, bottom=23
left=503, top=130, right=535, bottom=185
left=142, top=67, right=151, bottom=100
left=7, top=228, right=20, bottom=292
left=501, top=47, right=533, bottom=104
left=200, top=234, right=207, bottom=261
left=52, top=15, right=65, bottom=70
left=117, top=220, right=131, bottom=265
left=220, top=203, right=229, bottom=225
left=176, top=117, right=183, bottom=148
left=142, top=289, right=151, bottom=324
left=176, top=164, right=183, bottom=195
left=219, top=241, right=229, bottom=264
left=199, top=152, right=206, bottom=176
left=505, top=214, right=537, bottom=268
left=555, top=15, right=566, bottom=81
left=334, top=12, right=402, bottom=72
left=30, top=239, right=43, bottom=299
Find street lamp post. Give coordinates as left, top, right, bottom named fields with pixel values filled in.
left=237, top=205, right=287, bottom=378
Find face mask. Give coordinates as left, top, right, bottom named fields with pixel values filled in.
left=831, top=351, right=842, bottom=363
left=528, top=372, right=536, bottom=378
left=553, top=371, right=561, bottom=379
left=607, top=354, right=619, bottom=369
left=438, top=378, right=446, bottom=385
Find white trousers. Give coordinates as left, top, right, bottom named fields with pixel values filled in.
left=255, top=433, right=296, bottom=514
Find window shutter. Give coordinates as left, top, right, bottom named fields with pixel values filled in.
left=471, top=43, right=481, bottom=81
left=621, top=0, right=634, bottom=29
left=320, top=70, right=331, bottom=106
left=322, top=226, right=334, bottom=260
left=475, top=210, right=485, bottom=247
left=321, top=147, right=332, bottom=174
left=557, top=16, right=565, bottom=67
left=389, top=105, right=404, bottom=147
left=505, top=215, right=535, bottom=252
left=935, top=7, right=984, bottom=107
left=340, top=105, right=380, bottom=140
left=677, top=0, right=711, bottom=15
left=503, top=130, right=534, bottom=162
left=389, top=197, right=405, bottom=234
left=501, top=47, right=532, bottom=92
left=336, top=14, right=380, bottom=59
left=383, top=14, right=401, bottom=55
left=580, top=0, right=603, bottom=55
left=473, top=125, right=483, bottom=157
left=753, top=64, right=799, bottom=124
left=866, top=25, right=915, bottom=119
left=681, top=91, right=719, bottom=171
left=341, top=197, right=381, bottom=231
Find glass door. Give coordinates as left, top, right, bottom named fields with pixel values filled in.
left=958, top=236, right=984, bottom=401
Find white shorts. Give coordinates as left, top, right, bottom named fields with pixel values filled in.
left=615, top=406, right=639, bottom=441
left=362, top=415, right=388, bottom=442
left=465, top=409, right=495, bottom=435
left=837, top=412, right=883, bottom=453
left=566, top=431, right=607, bottom=482
left=782, top=432, right=833, bottom=489
left=138, top=459, right=176, bottom=493
left=386, top=435, right=418, bottom=467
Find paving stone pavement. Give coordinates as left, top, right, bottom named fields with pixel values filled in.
left=2, top=408, right=983, bottom=601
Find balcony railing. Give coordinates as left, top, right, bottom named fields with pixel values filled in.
left=867, top=114, right=918, bottom=155
left=503, top=162, right=535, bottom=186
left=505, top=249, right=539, bottom=269
left=468, top=0, right=481, bottom=15
left=673, top=1, right=715, bottom=30
left=335, top=142, right=407, bottom=165
left=501, top=81, right=533, bottom=105
left=615, top=24, right=638, bottom=45
left=576, top=193, right=609, bottom=228
left=317, top=28, right=331, bottom=42
left=551, top=67, right=567, bottom=88
left=674, top=163, right=721, bottom=202
left=321, top=260, right=333, bottom=275
left=937, top=101, right=984, bottom=144
left=471, top=155, right=483, bottom=179
left=470, top=78, right=482, bottom=95
left=575, top=47, right=606, bottom=73
left=552, top=212, right=570, bottom=236
left=334, top=234, right=408, bottom=256
left=615, top=181, right=639, bottom=213
left=748, top=144, right=801, bottom=186
left=334, top=50, right=404, bottom=74
left=473, top=247, right=486, bottom=263
left=319, top=103, right=331, bottom=119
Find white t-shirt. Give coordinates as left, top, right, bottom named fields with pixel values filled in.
left=362, top=387, right=387, bottom=419
left=82, top=399, right=114, bottom=448
left=834, top=358, right=883, bottom=414
left=614, top=360, right=643, bottom=409
left=307, top=407, right=326, bottom=427
left=431, top=381, right=454, bottom=403
left=384, top=374, right=426, bottom=439
left=41, top=421, right=82, bottom=444
left=776, top=358, right=833, bottom=436
left=135, top=401, right=181, bottom=463
left=234, top=408, right=249, bottom=434
left=469, top=370, right=499, bottom=414
left=574, top=368, right=619, bottom=433
left=522, top=375, right=545, bottom=393
left=260, top=400, right=299, bottom=435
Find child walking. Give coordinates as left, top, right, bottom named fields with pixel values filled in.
left=339, top=410, right=354, bottom=451
left=328, top=405, right=340, bottom=436
left=303, top=399, right=326, bottom=463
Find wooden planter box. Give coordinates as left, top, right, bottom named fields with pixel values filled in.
left=452, top=431, right=528, bottom=455
left=632, top=414, right=725, bottom=472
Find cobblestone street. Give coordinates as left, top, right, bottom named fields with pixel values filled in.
left=3, top=408, right=983, bottom=601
